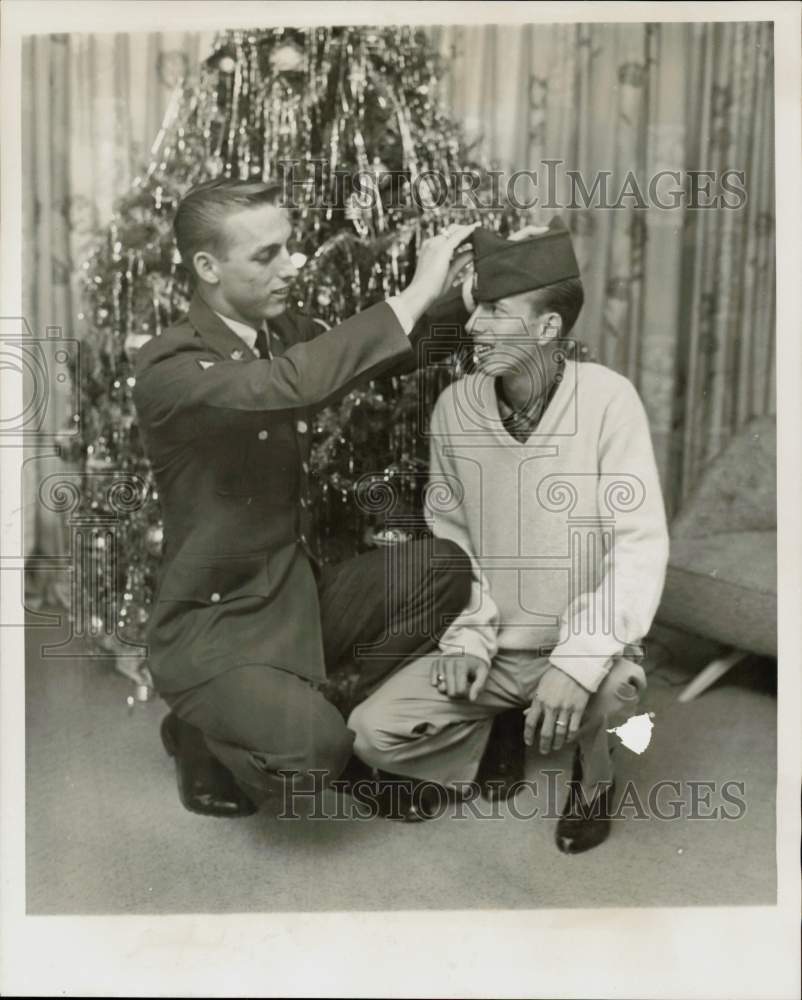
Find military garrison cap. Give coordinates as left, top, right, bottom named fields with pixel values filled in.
left=471, top=217, right=580, bottom=302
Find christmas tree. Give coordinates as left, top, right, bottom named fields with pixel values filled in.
left=62, top=26, right=524, bottom=693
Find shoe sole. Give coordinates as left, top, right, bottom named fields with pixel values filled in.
left=178, top=795, right=258, bottom=819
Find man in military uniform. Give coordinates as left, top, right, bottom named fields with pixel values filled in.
left=133, top=177, right=478, bottom=817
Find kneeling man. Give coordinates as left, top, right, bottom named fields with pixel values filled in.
left=349, top=220, right=670, bottom=852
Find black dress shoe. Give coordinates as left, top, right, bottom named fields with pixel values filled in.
left=160, top=713, right=258, bottom=818
left=372, top=769, right=447, bottom=823
left=475, top=708, right=525, bottom=801
left=555, top=747, right=615, bottom=854
left=336, top=758, right=446, bottom=823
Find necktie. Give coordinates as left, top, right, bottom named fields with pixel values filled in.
left=255, top=325, right=271, bottom=360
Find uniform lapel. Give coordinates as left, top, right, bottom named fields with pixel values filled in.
left=188, top=292, right=303, bottom=360
left=188, top=293, right=254, bottom=361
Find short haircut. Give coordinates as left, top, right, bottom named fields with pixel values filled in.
left=525, top=277, right=585, bottom=336
left=174, top=177, right=284, bottom=279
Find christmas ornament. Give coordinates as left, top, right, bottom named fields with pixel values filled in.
left=145, top=523, right=164, bottom=557
left=370, top=526, right=414, bottom=547
left=270, top=39, right=305, bottom=74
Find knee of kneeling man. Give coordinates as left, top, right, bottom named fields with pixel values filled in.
left=348, top=702, right=397, bottom=764
left=347, top=701, right=375, bottom=752
left=306, top=725, right=354, bottom=781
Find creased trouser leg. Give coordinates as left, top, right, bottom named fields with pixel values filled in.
left=570, top=658, right=647, bottom=794
left=348, top=651, right=647, bottom=791
left=348, top=652, right=517, bottom=786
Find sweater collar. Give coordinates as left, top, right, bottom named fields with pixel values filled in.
left=479, top=360, right=575, bottom=442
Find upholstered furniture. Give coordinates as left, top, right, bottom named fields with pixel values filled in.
left=656, top=417, right=777, bottom=700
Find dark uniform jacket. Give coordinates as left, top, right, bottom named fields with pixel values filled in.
left=133, top=288, right=469, bottom=694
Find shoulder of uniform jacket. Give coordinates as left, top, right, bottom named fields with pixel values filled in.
left=134, top=320, right=206, bottom=373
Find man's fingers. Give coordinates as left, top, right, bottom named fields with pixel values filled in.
left=567, top=709, right=582, bottom=742
left=539, top=706, right=556, bottom=755
left=444, top=222, right=480, bottom=249
left=468, top=667, right=487, bottom=702
left=445, top=659, right=458, bottom=698
left=523, top=701, right=541, bottom=746
left=432, top=658, right=486, bottom=700
left=454, top=663, right=469, bottom=698
left=445, top=248, right=474, bottom=286
left=508, top=224, right=550, bottom=242
left=552, top=709, right=571, bottom=753
left=431, top=660, right=448, bottom=694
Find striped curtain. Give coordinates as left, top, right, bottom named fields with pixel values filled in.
left=431, top=21, right=775, bottom=516
left=22, top=31, right=213, bottom=565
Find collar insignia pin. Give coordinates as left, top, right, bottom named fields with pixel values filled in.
left=230, top=349, right=244, bottom=361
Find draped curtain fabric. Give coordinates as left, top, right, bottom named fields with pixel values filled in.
left=431, top=21, right=775, bottom=516
left=22, top=22, right=775, bottom=564
left=22, top=31, right=213, bottom=564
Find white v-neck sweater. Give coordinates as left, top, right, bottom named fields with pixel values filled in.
left=425, top=360, right=670, bottom=692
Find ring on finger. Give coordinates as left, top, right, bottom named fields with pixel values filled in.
left=555, top=713, right=573, bottom=744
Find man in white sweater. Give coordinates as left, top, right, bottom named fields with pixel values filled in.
left=348, top=220, right=670, bottom=852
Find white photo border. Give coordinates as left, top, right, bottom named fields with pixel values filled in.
left=1, top=2, right=799, bottom=997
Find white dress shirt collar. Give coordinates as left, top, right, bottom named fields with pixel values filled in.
left=213, top=311, right=260, bottom=356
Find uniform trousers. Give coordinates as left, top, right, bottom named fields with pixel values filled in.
left=162, top=537, right=471, bottom=805
left=348, top=649, right=647, bottom=794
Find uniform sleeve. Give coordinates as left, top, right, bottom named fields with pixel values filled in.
left=385, top=295, right=416, bottom=335
left=424, top=397, right=500, bottom=666
left=386, top=284, right=472, bottom=377
left=548, top=384, right=670, bottom=692
left=134, top=301, right=411, bottom=444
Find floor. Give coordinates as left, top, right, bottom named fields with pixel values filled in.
left=24, top=614, right=777, bottom=914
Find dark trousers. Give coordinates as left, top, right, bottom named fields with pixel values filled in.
left=163, top=537, right=471, bottom=805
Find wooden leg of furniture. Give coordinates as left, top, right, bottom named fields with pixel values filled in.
left=677, top=648, right=750, bottom=703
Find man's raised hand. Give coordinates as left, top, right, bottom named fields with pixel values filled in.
left=399, top=222, right=480, bottom=319
left=507, top=224, right=551, bottom=242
